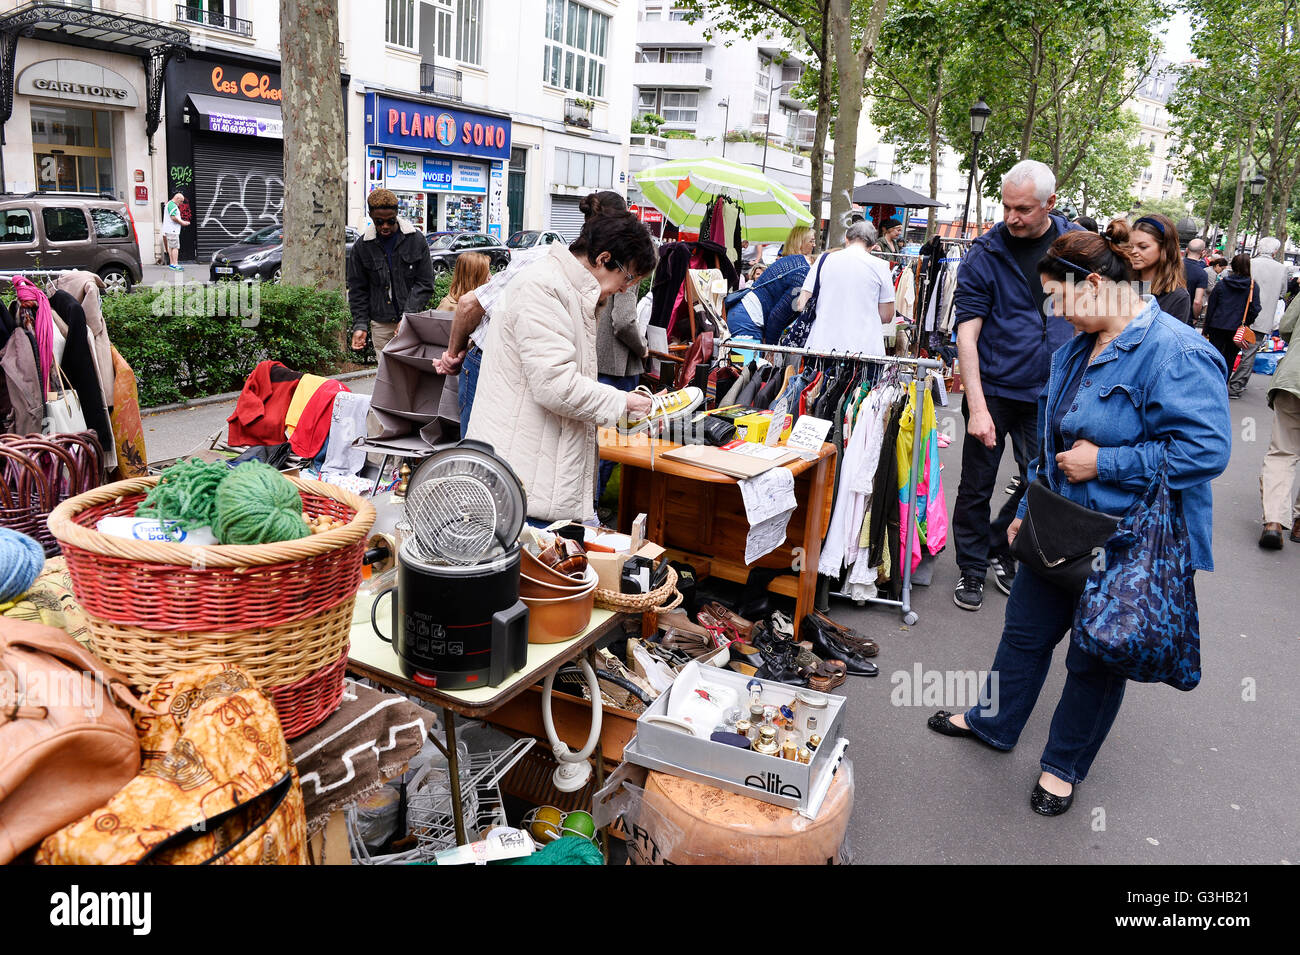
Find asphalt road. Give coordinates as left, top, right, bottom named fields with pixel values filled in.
left=139, top=367, right=1299, bottom=865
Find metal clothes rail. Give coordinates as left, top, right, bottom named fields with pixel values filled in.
left=718, top=338, right=943, bottom=626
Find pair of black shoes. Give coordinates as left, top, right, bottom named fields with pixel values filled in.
left=745, top=624, right=808, bottom=686
left=927, top=711, right=1074, bottom=816
left=799, top=615, right=878, bottom=677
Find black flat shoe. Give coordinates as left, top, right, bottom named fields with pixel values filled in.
left=927, top=710, right=975, bottom=738
left=1030, top=782, right=1075, bottom=816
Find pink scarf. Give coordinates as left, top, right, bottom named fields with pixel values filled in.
left=11, top=276, right=54, bottom=394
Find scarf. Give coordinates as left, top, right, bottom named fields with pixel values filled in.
left=11, top=276, right=55, bottom=394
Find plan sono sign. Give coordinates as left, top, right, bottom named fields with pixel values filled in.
left=366, top=93, right=510, bottom=161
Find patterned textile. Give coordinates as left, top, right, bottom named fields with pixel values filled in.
left=109, top=347, right=148, bottom=478
left=38, top=665, right=307, bottom=865
left=0, top=557, right=92, bottom=648
left=1072, top=471, right=1201, bottom=691
left=289, top=680, right=429, bottom=835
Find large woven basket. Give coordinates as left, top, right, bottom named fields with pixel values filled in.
left=47, top=475, right=376, bottom=736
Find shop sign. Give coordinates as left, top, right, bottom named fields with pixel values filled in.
left=385, top=151, right=424, bottom=190
left=17, top=60, right=139, bottom=108
left=418, top=157, right=487, bottom=195
left=205, top=110, right=282, bottom=139
left=208, top=66, right=282, bottom=102
left=134, top=185, right=148, bottom=206
left=366, top=93, right=510, bottom=161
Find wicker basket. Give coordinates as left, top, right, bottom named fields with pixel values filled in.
left=47, top=475, right=376, bottom=736
left=592, top=564, right=681, bottom=614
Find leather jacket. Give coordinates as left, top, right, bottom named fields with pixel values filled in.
left=347, top=218, right=435, bottom=333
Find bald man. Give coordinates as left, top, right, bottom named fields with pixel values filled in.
left=1184, top=238, right=1209, bottom=323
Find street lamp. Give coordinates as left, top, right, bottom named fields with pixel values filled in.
left=959, top=99, right=992, bottom=239
left=1249, top=173, right=1266, bottom=255
left=718, top=98, right=730, bottom=157
left=761, top=82, right=794, bottom=175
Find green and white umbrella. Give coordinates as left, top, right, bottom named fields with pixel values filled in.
left=634, top=156, right=813, bottom=243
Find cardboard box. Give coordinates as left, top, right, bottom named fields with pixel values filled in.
left=734, top=411, right=793, bottom=443
left=589, top=542, right=664, bottom=592
left=623, top=661, right=847, bottom=814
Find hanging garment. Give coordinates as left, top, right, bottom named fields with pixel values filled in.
left=284, top=374, right=330, bottom=438
left=820, top=383, right=898, bottom=577
left=895, top=266, right=916, bottom=323
left=1, top=327, right=43, bottom=434
left=54, top=271, right=114, bottom=410
left=10, top=276, right=55, bottom=395
left=289, top=380, right=349, bottom=459
left=48, top=290, right=113, bottom=458
left=109, top=347, right=148, bottom=478
left=227, top=360, right=303, bottom=447
left=720, top=361, right=754, bottom=407
left=894, top=382, right=948, bottom=576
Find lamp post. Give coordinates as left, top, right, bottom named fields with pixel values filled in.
left=761, top=82, right=793, bottom=175
left=718, top=98, right=730, bottom=157
left=958, top=99, right=991, bottom=239
left=1249, top=173, right=1266, bottom=256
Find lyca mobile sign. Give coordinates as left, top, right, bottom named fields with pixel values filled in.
left=366, top=93, right=510, bottom=161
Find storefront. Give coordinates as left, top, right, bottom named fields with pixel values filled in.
left=164, top=53, right=349, bottom=262
left=363, top=92, right=510, bottom=237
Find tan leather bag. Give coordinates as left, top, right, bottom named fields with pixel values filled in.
left=0, top=617, right=141, bottom=864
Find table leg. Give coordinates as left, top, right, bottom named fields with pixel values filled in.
left=371, top=453, right=392, bottom=497
left=443, top=707, right=468, bottom=846
left=795, top=456, right=832, bottom=626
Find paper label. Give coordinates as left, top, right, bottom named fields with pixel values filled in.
left=786, top=415, right=831, bottom=454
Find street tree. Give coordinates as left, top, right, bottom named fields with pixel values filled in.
left=279, top=0, right=347, bottom=291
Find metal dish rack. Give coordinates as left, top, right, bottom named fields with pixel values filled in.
left=347, top=736, right=536, bottom=864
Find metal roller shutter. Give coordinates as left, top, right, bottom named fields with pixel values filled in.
left=192, top=136, right=286, bottom=261
left=547, top=195, right=584, bottom=241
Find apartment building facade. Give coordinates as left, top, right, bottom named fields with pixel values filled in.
left=1130, top=59, right=1184, bottom=204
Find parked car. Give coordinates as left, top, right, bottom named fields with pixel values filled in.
left=210, top=226, right=361, bottom=283
left=507, top=229, right=566, bottom=249
left=427, top=231, right=510, bottom=275
left=0, top=192, right=143, bottom=293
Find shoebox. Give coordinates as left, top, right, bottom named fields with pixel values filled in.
left=734, top=411, right=793, bottom=443
left=623, top=660, right=848, bottom=816
left=588, top=542, right=666, bottom=592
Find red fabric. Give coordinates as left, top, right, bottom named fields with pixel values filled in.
left=227, top=360, right=300, bottom=446
left=289, top=379, right=348, bottom=458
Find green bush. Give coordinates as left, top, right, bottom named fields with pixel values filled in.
left=103, top=283, right=349, bottom=408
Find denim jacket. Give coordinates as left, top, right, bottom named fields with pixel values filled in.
left=1018, top=298, right=1231, bottom=571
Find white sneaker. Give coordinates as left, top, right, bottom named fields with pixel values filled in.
left=620, top=386, right=704, bottom=435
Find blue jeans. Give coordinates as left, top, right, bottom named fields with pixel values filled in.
left=458, top=344, right=482, bottom=436
left=963, top=566, right=1127, bottom=785
left=596, top=372, right=638, bottom=504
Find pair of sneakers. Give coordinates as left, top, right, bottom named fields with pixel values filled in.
left=954, top=556, right=1015, bottom=611
left=617, top=386, right=704, bottom=436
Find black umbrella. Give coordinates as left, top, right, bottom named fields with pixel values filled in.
left=851, top=178, right=946, bottom=208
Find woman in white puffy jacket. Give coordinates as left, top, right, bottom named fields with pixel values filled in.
left=468, top=212, right=657, bottom=523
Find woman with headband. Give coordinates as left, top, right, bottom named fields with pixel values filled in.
left=1113, top=213, right=1192, bottom=323
left=927, top=228, right=1230, bottom=816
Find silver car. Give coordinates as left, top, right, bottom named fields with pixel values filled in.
left=0, top=192, right=143, bottom=292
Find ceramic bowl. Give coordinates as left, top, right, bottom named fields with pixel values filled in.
left=520, top=566, right=598, bottom=599
left=521, top=576, right=598, bottom=644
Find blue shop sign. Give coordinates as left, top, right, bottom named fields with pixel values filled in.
left=366, top=92, right=510, bottom=161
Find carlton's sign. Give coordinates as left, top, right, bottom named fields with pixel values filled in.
left=18, top=60, right=139, bottom=107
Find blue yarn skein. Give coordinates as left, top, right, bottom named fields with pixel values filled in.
left=0, top=528, right=46, bottom=603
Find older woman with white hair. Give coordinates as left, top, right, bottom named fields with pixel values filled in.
left=795, top=219, right=896, bottom=355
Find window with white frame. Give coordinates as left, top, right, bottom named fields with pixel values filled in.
left=637, top=48, right=660, bottom=62
left=912, top=171, right=924, bottom=190
left=661, top=90, right=698, bottom=126
left=638, top=89, right=659, bottom=114
left=555, top=148, right=614, bottom=188
left=756, top=55, right=771, bottom=90
left=387, top=0, right=415, bottom=47
left=544, top=0, right=610, bottom=98
left=432, top=0, right=453, bottom=59
left=663, top=49, right=702, bottom=63
left=456, top=0, right=483, bottom=65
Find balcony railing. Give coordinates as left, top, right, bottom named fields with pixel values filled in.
left=420, top=63, right=462, bottom=100
left=564, top=97, right=593, bottom=129
left=176, top=4, right=253, bottom=37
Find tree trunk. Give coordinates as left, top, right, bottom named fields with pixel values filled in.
left=1202, top=154, right=1228, bottom=241
left=1223, top=119, right=1257, bottom=257
left=1019, top=28, right=1044, bottom=159
left=925, top=65, right=942, bottom=243
left=280, top=0, right=346, bottom=292
left=809, top=12, right=831, bottom=251
left=827, top=0, right=889, bottom=247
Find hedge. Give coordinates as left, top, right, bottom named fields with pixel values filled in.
left=103, top=283, right=350, bottom=408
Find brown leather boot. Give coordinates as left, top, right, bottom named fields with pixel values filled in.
left=1291, top=520, right=1300, bottom=544
left=1260, top=523, right=1285, bottom=550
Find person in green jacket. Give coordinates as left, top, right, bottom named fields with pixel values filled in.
left=1259, top=293, right=1300, bottom=548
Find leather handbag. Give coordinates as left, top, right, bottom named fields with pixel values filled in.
left=0, top=617, right=141, bottom=864
left=42, top=364, right=87, bottom=437
left=674, top=331, right=714, bottom=391
left=1234, top=281, right=1256, bottom=347
left=1010, top=477, right=1121, bottom=596
left=38, top=664, right=307, bottom=865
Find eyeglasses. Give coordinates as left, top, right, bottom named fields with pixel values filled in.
left=613, top=261, right=638, bottom=290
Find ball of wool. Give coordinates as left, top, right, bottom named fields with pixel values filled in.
left=0, top=528, right=47, bottom=603
left=212, top=461, right=311, bottom=546
left=137, top=457, right=229, bottom=532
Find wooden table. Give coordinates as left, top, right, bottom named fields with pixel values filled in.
left=346, top=594, right=629, bottom=847
left=599, top=431, right=836, bottom=626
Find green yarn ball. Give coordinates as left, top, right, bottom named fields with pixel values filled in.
left=137, top=457, right=229, bottom=535
left=212, top=461, right=311, bottom=546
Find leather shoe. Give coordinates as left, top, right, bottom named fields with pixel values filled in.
left=808, top=610, right=879, bottom=657
left=1030, top=782, right=1074, bottom=817
left=1292, top=521, right=1300, bottom=544
left=801, top=617, right=878, bottom=676
left=926, top=710, right=975, bottom=738
left=1260, top=523, right=1285, bottom=550
left=701, top=602, right=755, bottom=640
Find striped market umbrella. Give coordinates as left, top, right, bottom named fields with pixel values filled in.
left=635, top=156, right=813, bottom=242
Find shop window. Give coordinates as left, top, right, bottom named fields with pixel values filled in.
left=0, top=210, right=33, bottom=243
left=91, top=208, right=129, bottom=239
left=42, top=208, right=89, bottom=243
left=30, top=106, right=114, bottom=195
left=544, top=0, right=609, bottom=97
left=387, top=0, right=415, bottom=48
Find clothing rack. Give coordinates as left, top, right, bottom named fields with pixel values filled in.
left=719, top=338, right=942, bottom=625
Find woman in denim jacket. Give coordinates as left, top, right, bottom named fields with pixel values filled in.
left=928, top=229, right=1231, bottom=815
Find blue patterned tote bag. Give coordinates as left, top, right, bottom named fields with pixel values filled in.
left=777, top=254, right=827, bottom=349
left=1072, top=469, right=1201, bottom=690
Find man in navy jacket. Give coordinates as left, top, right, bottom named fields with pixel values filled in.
left=951, top=160, right=1080, bottom=611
